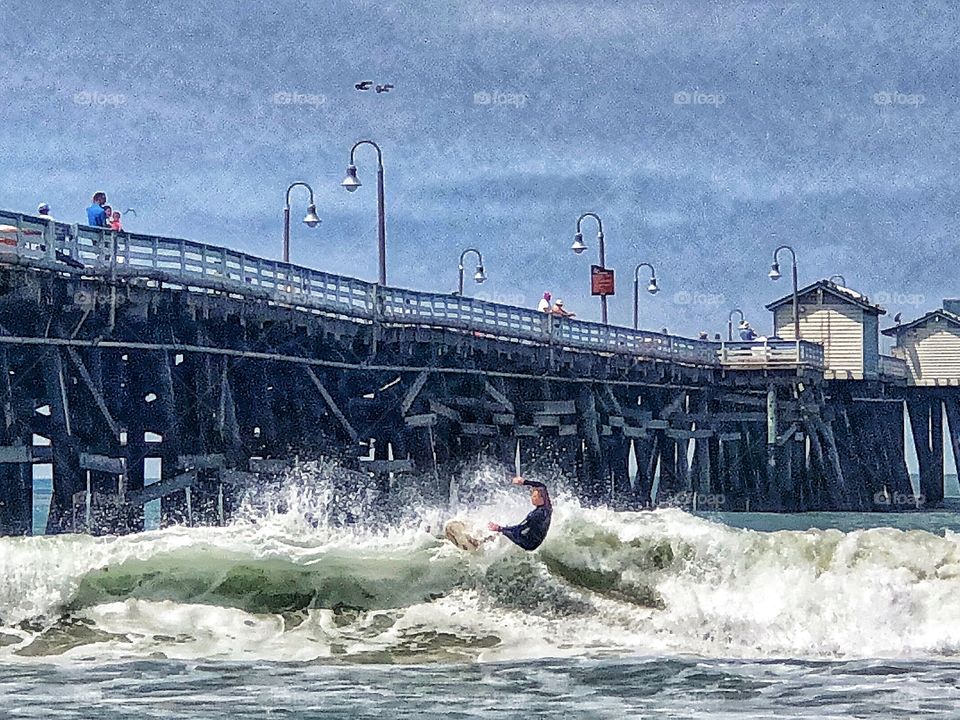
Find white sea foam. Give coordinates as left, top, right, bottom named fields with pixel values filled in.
left=3, top=464, right=960, bottom=663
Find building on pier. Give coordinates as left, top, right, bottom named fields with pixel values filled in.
left=883, top=308, right=960, bottom=387
left=766, top=279, right=890, bottom=380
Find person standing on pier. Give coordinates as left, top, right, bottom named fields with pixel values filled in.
left=551, top=299, right=575, bottom=318
left=538, top=291, right=552, bottom=313
left=487, top=476, right=552, bottom=551
left=739, top=321, right=758, bottom=341
left=86, top=192, right=108, bottom=227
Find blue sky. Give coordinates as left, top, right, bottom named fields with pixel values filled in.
left=0, top=0, right=956, bottom=339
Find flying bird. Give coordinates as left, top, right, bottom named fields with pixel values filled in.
left=375, top=84, right=394, bottom=94
left=355, top=81, right=373, bottom=91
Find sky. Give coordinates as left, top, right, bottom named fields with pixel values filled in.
left=0, top=0, right=957, bottom=341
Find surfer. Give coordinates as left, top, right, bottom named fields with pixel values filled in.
left=487, top=476, right=552, bottom=550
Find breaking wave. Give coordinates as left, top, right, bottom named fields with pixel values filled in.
left=3, top=461, right=960, bottom=663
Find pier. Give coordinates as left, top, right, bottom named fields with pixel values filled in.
left=0, top=210, right=952, bottom=535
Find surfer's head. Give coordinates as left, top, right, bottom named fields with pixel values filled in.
left=530, top=486, right=548, bottom=507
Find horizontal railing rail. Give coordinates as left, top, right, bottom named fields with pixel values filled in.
left=0, top=209, right=811, bottom=370
left=878, top=354, right=908, bottom=379
left=719, top=339, right=826, bottom=370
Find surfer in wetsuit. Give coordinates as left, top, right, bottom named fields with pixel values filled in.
left=487, top=476, right=552, bottom=551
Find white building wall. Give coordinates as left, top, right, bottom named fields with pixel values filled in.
left=774, top=302, right=865, bottom=379
left=892, top=322, right=960, bottom=386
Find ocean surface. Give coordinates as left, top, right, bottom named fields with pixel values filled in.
left=6, top=468, right=960, bottom=719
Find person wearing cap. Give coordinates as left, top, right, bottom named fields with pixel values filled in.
left=86, top=192, right=108, bottom=227
left=739, top=320, right=758, bottom=341
left=537, top=291, right=552, bottom=313
left=37, top=203, right=53, bottom=221
left=551, top=299, right=575, bottom=318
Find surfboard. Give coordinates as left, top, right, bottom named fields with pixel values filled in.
left=443, top=520, right=484, bottom=552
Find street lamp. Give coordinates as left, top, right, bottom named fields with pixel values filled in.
left=572, top=212, right=608, bottom=324
left=829, top=274, right=847, bottom=286
left=632, top=262, right=658, bottom=330
left=342, top=140, right=387, bottom=285
left=728, top=308, right=744, bottom=342
left=770, top=244, right=800, bottom=340
left=458, top=248, right=486, bottom=296
left=282, top=182, right=320, bottom=263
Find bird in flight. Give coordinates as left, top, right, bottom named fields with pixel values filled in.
left=376, top=84, right=394, bottom=94
left=355, top=81, right=373, bottom=91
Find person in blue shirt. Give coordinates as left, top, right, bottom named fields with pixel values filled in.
left=487, top=476, right=552, bottom=550
left=738, top=321, right=758, bottom=341
left=86, top=192, right=107, bottom=226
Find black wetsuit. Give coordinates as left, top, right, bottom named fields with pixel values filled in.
left=499, top=480, right=552, bottom=551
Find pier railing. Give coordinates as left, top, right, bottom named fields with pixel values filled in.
left=0, top=211, right=813, bottom=370
left=718, top=339, right=825, bottom=370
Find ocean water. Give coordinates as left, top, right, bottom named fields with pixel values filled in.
left=6, top=467, right=960, bottom=718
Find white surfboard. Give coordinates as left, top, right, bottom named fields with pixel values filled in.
left=443, top=520, right=485, bottom=552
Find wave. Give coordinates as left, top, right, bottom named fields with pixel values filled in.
left=3, top=464, right=960, bottom=663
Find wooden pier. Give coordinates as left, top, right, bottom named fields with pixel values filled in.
left=0, top=211, right=949, bottom=535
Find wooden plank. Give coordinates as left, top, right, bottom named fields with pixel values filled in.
left=405, top=413, right=437, bottom=428
left=776, top=422, right=799, bottom=446
left=400, top=370, right=430, bottom=415
left=249, top=458, right=292, bottom=474
left=533, top=414, right=561, bottom=427
left=79, top=453, right=124, bottom=474
left=362, top=459, right=415, bottom=474
left=515, top=425, right=540, bottom=437
left=65, top=347, right=121, bottom=440
left=493, top=413, right=516, bottom=425
left=717, top=432, right=742, bottom=442
left=522, top=400, right=576, bottom=415
left=127, top=471, right=196, bottom=506
left=0, top=445, right=30, bottom=463
left=666, top=428, right=714, bottom=440
left=645, top=420, right=670, bottom=430
left=685, top=412, right=768, bottom=424
left=304, top=367, right=360, bottom=443
left=621, top=426, right=648, bottom=439
left=460, top=423, right=498, bottom=437
left=178, top=453, right=225, bottom=470
left=609, top=416, right=625, bottom=427
left=621, top=408, right=653, bottom=423
left=716, top=392, right=767, bottom=407
left=484, top=381, right=515, bottom=414
left=558, top=424, right=578, bottom=436
left=429, top=400, right=461, bottom=422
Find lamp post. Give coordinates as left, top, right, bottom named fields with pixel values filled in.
left=632, top=262, right=658, bottom=330
left=728, top=308, right=744, bottom=342
left=282, top=182, right=320, bottom=263
left=342, top=140, right=387, bottom=285
left=457, top=248, right=486, bottom=297
left=829, top=274, right=847, bottom=286
left=572, top=212, right=608, bottom=324
left=769, top=245, right=800, bottom=340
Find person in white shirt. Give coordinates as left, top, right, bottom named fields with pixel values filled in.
left=537, top=291, right=552, bottom=313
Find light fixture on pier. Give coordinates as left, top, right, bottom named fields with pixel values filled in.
left=633, top=262, right=658, bottom=330
left=341, top=164, right=361, bottom=192
left=769, top=245, right=800, bottom=339
left=769, top=261, right=782, bottom=280
left=572, top=212, right=609, bottom=324
left=571, top=232, right=587, bottom=255
left=283, top=181, right=320, bottom=264
left=342, top=140, right=387, bottom=285
left=458, top=248, right=487, bottom=296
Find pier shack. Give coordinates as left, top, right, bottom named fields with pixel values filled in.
left=0, top=209, right=945, bottom=535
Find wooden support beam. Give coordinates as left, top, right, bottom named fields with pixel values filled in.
left=405, top=413, right=437, bottom=428
left=484, top=381, right=515, bottom=414
left=304, top=366, right=360, bottom=443
left=65, top=347, right=121, bottom=440
left=522, top=400, right=576, bottom=415
left=400, top=370, right=430, bottom=415
left=127, top=471, right=197, bottom=506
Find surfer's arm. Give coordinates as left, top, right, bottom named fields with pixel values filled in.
left=511, top=475, right=546, bottom=490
